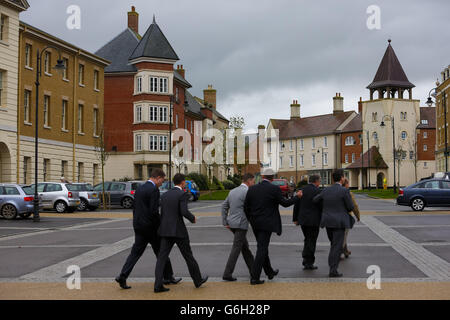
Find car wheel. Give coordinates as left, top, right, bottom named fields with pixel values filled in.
left=55, top=201, right=68, bottom=213
left=78, top=199, right=88, bottom=211
left=411, top=198, right=425, bottom=211
left=1, top=204, right=18, bottom=220
left=121, top=197, right=134, bottom=209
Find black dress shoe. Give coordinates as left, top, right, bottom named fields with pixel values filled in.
left=329, top=272, right=343, bottom=278
left=154, top=286, right=170, bottom=293
left=163, top=277, right=182, bottom=285
left=250, top=279, right=265, bottom=285
left=115, top=276, right=131, bottom=289
left=267, top=269, right=279, bottom=280
left=195, top=276, right=209, bottom=288
left=222, top=276, right=237, bottom=282
left=303, top=265, right=318, bottom=270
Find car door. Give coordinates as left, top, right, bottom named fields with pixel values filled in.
left=31, top=183, right=48, bottom=208
left=439, top=181, right=450, bottom=206
left=0, top=186, right=4, bottom=207
left=422, top=180, right=441, bottom=206
left=109, top=182, right=126, bottom=205
left=43, top=183, right=64, bottom=208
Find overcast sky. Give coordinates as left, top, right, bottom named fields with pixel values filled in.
left=21, top=0, right=450, bottom=131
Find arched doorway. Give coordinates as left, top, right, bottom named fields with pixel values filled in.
left=0, top=142, right=12, bottom=183
left=376, top=172, right=385, bottom=189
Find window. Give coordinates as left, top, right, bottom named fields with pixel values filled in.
left=345, top=153, right=349, bottom=163
left=345, top=136, right=355, bottom=146
left=351, top=153, right=355, bottom=163
left=24, top=90, right=31, bottom=123
left=0, top=70, right=3, bottom=106
left=25, top=44, right=32, bottom=68
left=373, top=132, right=378, bottom=140
left=289, top=155, right=294, bottom=167
left=149, top=106, right=157, bottom=122
left=175, top=114, right=179, bottom=128
left=401, top=131, right=407, bottom=140
left=290, top=140, right=293, bottom=151
left=149, top=106, right=167, bottom=122
left=401, top=151, right=407, bottom=160
left=94, top=70, right=99, bottom=90
left=423, top=144, right=428, bottom=151
left=159, top=106, right=168, bottom=122
left=279, top=156, right=283, bottom=168
left=61, top=100, right=68, bottom=130
left=23, top=157, right=31, bottom=184
left=78, top=104, right=84, bottom=133
left=423, top=131, right=428, bottom=139
left=324, top=136, right=328, bottom=147
left=135, top=134, right=142, bottom=151
left=372, top=112, right=378, bottom=122
left=300, top=154, right=304, bottom=166
left=175, top=87, right=179, bottom=102
left=159, top=77, right=168, bottom=93
left=324, top=152, right=328, bottom=165
left=442, top=181, right=450, bottom=189
left=149, top=135, right=158, bottom=151
left=44, top=51, right=51, bottom=74
left=409, top=151, right=414, bottom=160
left=268, top=142, right=272, bottom=153
left=424, top=162, right=428, bottom=168
left=63, top=58, right=69, bottom=80
left=77, top=162, right=84, bottom=182
left=135, top=105, right=142, bottom=122
left=421, top=119, right=428, bottom=125
left=312, top=137, right=316, bottom=149
left=136, top=76, right=143, bottom=93
left=312, top=154, right=316, bottom=166
left=93, top=164, right=99, bottom=184
left=0, top=14, right=7, bottom=42
left=78, top=64, right=84, bottom=85
left=150, top=76, right=158, bottom=92
left=43, top=95, right=50, bottom=127
left=300, top=139, right=304, bottom=150
left=400, top=112, right=407, bottom=120
left=93, top=108, right=98, bottom=136
left=359, top=134, right=363, bottom=145
left=43, top=159, right=50, bottom=181
left=61, top=160, right=68, bottom=178
left=159, top=136, right=168, bottom=151
left=2, top=187, right=19, bottom=195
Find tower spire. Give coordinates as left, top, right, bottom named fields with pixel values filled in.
left=153, top=14, right=156, bottom=24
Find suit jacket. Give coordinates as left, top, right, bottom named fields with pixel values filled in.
left=222, top=184, right=250, bottom=230
left=158, top=187, right=195, bottom=238
left=313, top=183, right=354, bottom=229
left=244, top=180, right=297, bottom=235
left=292, top=183, right=322, bottom=227
left=132, top=181, right=160, bottom=231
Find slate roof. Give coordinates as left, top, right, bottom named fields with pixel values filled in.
left=341, top=113, right=362, bottom=133
left=95, top=28, right=139, bottom=73
left=270, top=111, right=355, bottom=139
left=417, top=107, right=436, bottom=129
left=367, top=41, right=415, bottom=90
left=4, top=0, right=29, bottom=10
left=346, top=146, right=388, bottom=169
left=194, top=96, right=229, bottom=122
left=129, top=19, right=179, bottom=61
left=184, top=91, right=205, bottom=119
left=174, top=69, right=191, bottom=88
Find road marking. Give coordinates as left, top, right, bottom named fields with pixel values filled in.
left=361, top=216, right=450, bottom=280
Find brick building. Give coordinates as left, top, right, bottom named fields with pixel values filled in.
left=416, top=107, right=436, bottom=177
left=435, top=66, right=449, bottom=172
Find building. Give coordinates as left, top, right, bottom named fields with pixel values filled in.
left=17, top=22, right=109, bottom=184
left=266, top=95, right=358, bottom=185
left=435, top=65, right=449, bottom=172
left=416, top=107, right=436, bottom=178
left=95, top=6, right=229, bottom=181
left=0, top=0, right=29, bottom=183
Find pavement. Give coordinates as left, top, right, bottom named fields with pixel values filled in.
left=0, top=194, right=449, bottom=300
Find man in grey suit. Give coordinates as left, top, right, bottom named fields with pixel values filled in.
left=313, top=169, right=354, bottom=277
left=221, top=173, right=256, bottom=281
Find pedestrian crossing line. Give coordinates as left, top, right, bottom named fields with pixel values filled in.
left=361, top=216, right=450, bottom=280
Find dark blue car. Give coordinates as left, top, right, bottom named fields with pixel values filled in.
left=396, top=178, right=450, bottom=211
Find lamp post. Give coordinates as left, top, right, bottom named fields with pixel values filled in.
left=33, top=46, right=66, bottom=222
left=168, top=95, right=174, bottom=183
left=427, top=87, right=447, bottom=172
left=380, top=115, right=396, bottom=193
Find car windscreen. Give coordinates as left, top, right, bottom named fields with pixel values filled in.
left=21, top=186, right=34, bottom=195
left=66, top=184, right=91, bottom=191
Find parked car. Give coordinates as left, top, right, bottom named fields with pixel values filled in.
left=159, top=181, right=174, bottom=197
left=185, top=180, right=199, bottom=201
left=0, top=184, right=43, bottom=220
left=93, top=181, right=145, bottom=209
left=66, top=183, right=100, bottom=211
left=396, top=178, right=450, bottom=211
left=28, top=182, right=80, bottom=213
left=271, top=179, right=294, bottom=198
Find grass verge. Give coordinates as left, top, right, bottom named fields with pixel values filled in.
left=352, top=188, right=398, bottom=199
left=199, top=190, right=230, bottom=200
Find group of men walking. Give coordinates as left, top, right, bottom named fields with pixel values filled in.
left=115, top=167, right=358, bottom=292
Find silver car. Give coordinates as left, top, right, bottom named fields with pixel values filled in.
left=0, top=184, right=43, bottom=220
left=67, top=183, right=100, bottom=211
left=30, top=182, right=81, bottom=213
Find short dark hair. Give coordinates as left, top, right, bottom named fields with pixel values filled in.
left=150, top=168, right=166, bottom=179
left=309, top=175, right=320, bottom=184
left=242, top=173, right=254, bottom=182
left=173, top=173, right=185, bottom=185
left=332, top=169, right=344, bottom=183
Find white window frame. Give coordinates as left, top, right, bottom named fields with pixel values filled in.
left=136, top=76, right=143, bottom=93
left=61, top=100, right=67, bottom=130
left=135, top=105, right=142, bottom=123
left=149, top=106, right=158, bottom=122
left=401, top=131, right=407, bottom=140
left=159, top=106, right=168, bottom=123
left=423, top=144, right=427, bottom=151
left=0, top=70, right=3, bottom=107
left=423, top=131, right=427, bottom=139
left=159, top=77, right=168, bottom=93
left=324, top=136, right=328, bottom=147
left=324, top=152, right=328, bottom=165
left=300, top=154, right=304, bottom=166
left=289, top=155, right=294, bottom=167
left=299, top=139, right=304, bottom=150
left=43, top=95, right=50, bottom=127
left=345, top=153, right=349, bottom=164
left=312, top=154, right=316, bottom=166
left=78, top=64, right=84, bottom=86
left=279, top=156, right=283, bottom=168
left=24, top=90, right=31, bottom=123
left=44, top=51, right=51, bottom=75
left=159, top=135, right=168, bottom=151
left=0, top=14, right=7, bottom=43
left=351, top=153, right=355, bottom=163
left=93, top=108, right=98, bottom=136
left=149, top=135, right=158, bottom=151
left=135, top=134, right=142, bottom=151
left=25, top=44, right=32, bottom=68
left=78, top=104, right=84, bottom=133
left=149, top=76, right=158, bottom=92
left=62, top=58, right=69, bottom=80
left=289, top=140, right=293, bottom=151
left=312, top=137, right=316, bottom=149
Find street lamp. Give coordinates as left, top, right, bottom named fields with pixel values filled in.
left=380, top=115, right=396, bottom=193
left=33, top=46, right=66, bottom=222
left=168, top=95, right=175, bottom=183
left=426, top=87, right=447, bottom=172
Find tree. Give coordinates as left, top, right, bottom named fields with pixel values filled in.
left=95, top=126, right=109, bottom=210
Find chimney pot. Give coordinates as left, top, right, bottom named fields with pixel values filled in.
left=128, top=6, right=139, bottom=35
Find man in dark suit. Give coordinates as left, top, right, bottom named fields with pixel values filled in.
left=244, top=168, right=302, bottom=285
left=115, top=168, right=181, bottom=289
left=154, top=173, right=208, bottom=293
left=313, top=169, right=354, bottom=277
left=293, top=175, right=322, bottom=270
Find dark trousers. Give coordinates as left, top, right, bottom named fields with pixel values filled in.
left=300, top=225, right=320, bottom=266
left=250, top=229, right=275, bottom=280
left=119, top=228, right=173, bottom=280
left=223, top=228, right=254, bottom=278
left=154, top=237, right=202, bottom=289
left=326, top=227, right=345, bottom=274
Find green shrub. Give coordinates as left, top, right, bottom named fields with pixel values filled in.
left=231, top=174, right=242, bottom=186
left=212, top=176, right=225, bottom=190
left=222, top=180, right=236, bottom=190
left=186, top=172, right=209, bottom=191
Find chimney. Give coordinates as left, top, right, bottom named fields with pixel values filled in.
left=358, top=97, right=363, bottom=114
left=203, top=85, right=216, bottom=108
left=333, top=92, right=344, bottom=114
left=176, top=65, right=185, bottom=78
left=128, top=6, right=139, bottom=35
left=290, top=99, right=300, bottom=119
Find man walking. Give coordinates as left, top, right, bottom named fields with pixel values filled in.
left=222, top=173, right=256, bottom=281
left=154, top=173, right=208, bottom=293
left=313, top=169, right=354, bottom=277
left=115, top=168, right=181, bottom=289
left=244, top=168, right=302, bottom=285
left=293, top=175, right=322, bottom=270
